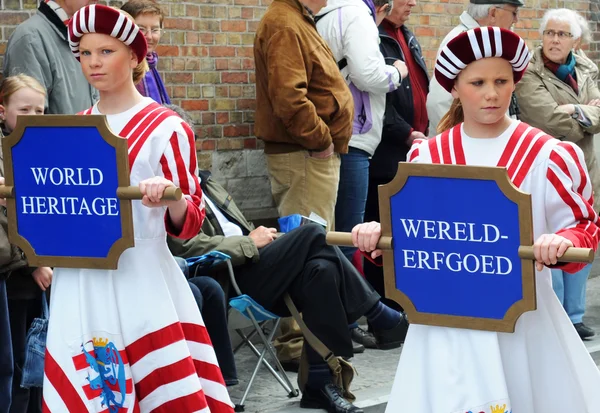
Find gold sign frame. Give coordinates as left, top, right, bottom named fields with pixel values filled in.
left=2, top=115, right=134, bottom=270
left=378, top=163, right=537, bottom=333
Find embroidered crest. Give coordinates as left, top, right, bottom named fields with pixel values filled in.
left=80, top=337, right=127, bottom=413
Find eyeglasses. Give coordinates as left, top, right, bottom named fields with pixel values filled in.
left=138, top=27, right=162, bottom=36
left=543, top=30, right=573, bottom=39
left=498, top=7, right=518, bottom=19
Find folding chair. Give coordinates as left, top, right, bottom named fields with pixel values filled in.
left=184, top=251, right=299, bottom=412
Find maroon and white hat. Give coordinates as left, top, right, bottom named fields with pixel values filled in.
left=434, top=26, right=531, bottom=93
left=68, top=4, right=147, bottom=63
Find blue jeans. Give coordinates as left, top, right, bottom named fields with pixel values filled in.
left=551, top=263, right=592, bottom=324
left=0, top=280, right=12, bottom=413
left=335, top=148, right=370, bottom=261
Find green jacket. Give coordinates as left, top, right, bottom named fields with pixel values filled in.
left=167, top=171, right=259, bottom=267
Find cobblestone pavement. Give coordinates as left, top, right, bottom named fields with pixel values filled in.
left=227, top=337, right=401, bottom=413
left=228, top=275, right=600, bottom=413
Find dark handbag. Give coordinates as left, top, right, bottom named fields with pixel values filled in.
left=20, top=292, right=48, bottom=388
left=283, top=294, right=357, bottom=401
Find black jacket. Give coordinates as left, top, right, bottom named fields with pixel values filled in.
left=372, top=24, right=428, bottom=179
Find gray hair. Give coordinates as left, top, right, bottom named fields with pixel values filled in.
left=374, top=0, right=393, bottom=12
left=575, top=11, right=591, bottom=44
left=540, top=9, right=583, bottom=40
left=466, top=3, right=504, bottom=21
left=163, top=104, right=195, bottom=127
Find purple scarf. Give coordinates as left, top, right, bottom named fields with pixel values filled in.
left=136, top=52, right=171, bottom=104
left=362, top=0, right=377, bottom=22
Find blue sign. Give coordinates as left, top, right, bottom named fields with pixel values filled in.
left=380, top=164, right=535, bottom=332
left=3, top=116, right=134, bottom=269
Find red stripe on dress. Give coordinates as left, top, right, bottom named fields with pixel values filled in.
left=98, top=406, right=132, bottom=413
left=126, top=323, right=185, bottom=366
left=119, top=102, right=162, bottom=138
left=126, top=107, right=171, bottom=152
left=182, top=123, right=202, bottom=204
left=549, top=150, right=595, bottom=220
left=497, top=122, right=530, bottom=168
left=168, top=132, right=190, bottom=195
left=558, top=142, right=588, bottom=196
left=408, top=147, right=419, bottom=162
left=42, top=397, right=50, bottom=413
left=428, top=137, right=441, bottom=164
left=82, top=377, right=134, bottom=401
left=192, top=359, right=226, bottom=386
left=128, top=111, right=174, bottom=170
left=206, top=396, right=236, bottom=413
left=512, top=133, right=553, bottom=188
left=132, top=398, right=141, bottom=413
left=451, top=126, right=466, bottom=165
left=181, top=323, right=212, bottom=346
left=44, top=350, right=88, bottom=412
left=136, top=357, right=197, bottom=400
left=547, top=168, right=585, bottom=222
left=159, top=155, right=173, bottom=182
left=72, top=349, right=130, bottom=371
left=440, top=129, right=452, bottom=164
left=149, top=390, right=209, bottom=413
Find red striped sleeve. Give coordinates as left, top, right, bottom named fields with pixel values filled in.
left=546, top=142, right=600, bottom=273
left=407, top=138, right=426, bottom=163
left=161, top=124, right=205, bottom=239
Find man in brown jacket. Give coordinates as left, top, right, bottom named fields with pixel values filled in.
left=254, top=0, right=353, bottom=231
left=254, top=0, right=355, bottom=399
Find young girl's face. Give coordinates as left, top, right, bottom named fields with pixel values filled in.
left=0, top=87, right=45, bottom=133
left=452, top=57, right=514, bottom=129
left=79, top=32, right=138, bottom=94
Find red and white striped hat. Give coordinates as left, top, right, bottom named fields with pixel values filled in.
left=68, top=4, right=147, bottom=63
left=434, top=26, right=531, bottom=93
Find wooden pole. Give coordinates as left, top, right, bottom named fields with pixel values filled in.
left=326, top=231, right=595, bottom=263
left=326, top=231, right=393, bottom=250
left=116, top=186, right=182, bottom=201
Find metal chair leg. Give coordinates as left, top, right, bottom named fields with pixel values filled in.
left=246, top=314, right=298, bottom=397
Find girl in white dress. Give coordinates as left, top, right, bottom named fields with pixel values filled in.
left=353, top=27, right=600, bottom=413
left=43, top=5, right=233, bottom=413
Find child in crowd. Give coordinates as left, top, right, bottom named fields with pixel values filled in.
left=121, top=0, right=171, bottom=105
left=42, top=5, right=232, bottom=412
left=353, top=27, right=600, bottom=412
left=0, top=74, right=51, bottom=413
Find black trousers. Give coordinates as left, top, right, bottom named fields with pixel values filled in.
left=235, top=224, right=380, bottom=363
left=364, top=177, right=403, bottom=312
left=7, top=297, right=42, bottom=413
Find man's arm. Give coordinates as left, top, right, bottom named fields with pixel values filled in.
left=168, top=232, right=259, bottom=267
left=342, top=12, right=402, bottom=94
left=265, top=28, right=332, bottom=151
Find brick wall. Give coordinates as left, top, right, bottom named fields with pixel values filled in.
left=0, top=0, right=599, bottom=221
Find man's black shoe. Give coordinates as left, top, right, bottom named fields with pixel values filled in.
left=372, top=313, right=409, bottom=350
left=300, top=383, right=363, bottom=413
left=352, top=342, right=365, bottom=354
left=350, top=326, right=377, bottom=349
left=574, top=323, right=595, bottom=340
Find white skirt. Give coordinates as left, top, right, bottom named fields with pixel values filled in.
left=385, top=268, right=600, bottom=413
left=42, top=237, right=233, bottom=413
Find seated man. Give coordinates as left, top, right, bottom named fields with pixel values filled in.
left=168, top=171, right=408, bottom=413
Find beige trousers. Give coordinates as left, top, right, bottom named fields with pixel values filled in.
left=266, top=151, right=341, bottom=231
